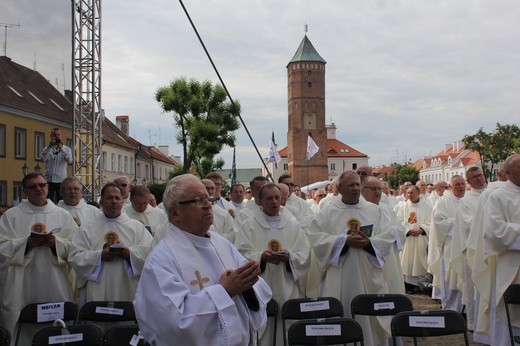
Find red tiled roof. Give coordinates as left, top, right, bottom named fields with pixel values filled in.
left=279, top=138, right=367, bottom=158
left=0, top=56, right=72, bottom=125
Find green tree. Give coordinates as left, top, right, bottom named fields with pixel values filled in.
left=385, top=165, right=420, bottom=189
left=462, top=123, right=520, bottom=181
left=156, top=77, right=240, bottom=177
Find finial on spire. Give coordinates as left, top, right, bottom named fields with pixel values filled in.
left=304, top=23, right=308, bottom=34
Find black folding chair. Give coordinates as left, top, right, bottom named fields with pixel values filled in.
left=351, top=294, right=413, bottom=318
left=287, top=317, right=364, bottom=345
left=103, top=324, right=150, bottom=346
left=77, top=301, right=136, bottom=324
left=504, top=284, right=520, bottom=345
left=282, top=297, right=343, bottom=346
left=0, top=326, right=10, bottom=346
left=391, top=310, right=469, bottom=346
left=14, top=301, right=78, bottom=346
left=257, top=298, right=279, bottom=346
left=31, top=324, right=102, bottom=346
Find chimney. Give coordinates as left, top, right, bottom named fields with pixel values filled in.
left=158, top=145, right=169, bottom=156
left=444, top=143, right=452, bottom=153
left=326, top=123, right=337, bottom=139
left=115, top=115, right=129, bottom=136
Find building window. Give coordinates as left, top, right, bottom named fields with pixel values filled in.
left=0, top=180, right=6, bottom=206
left=13, top=182, right=23, bottom=204
left=111, top=153, right=116, bottom=171
left=102, top=151, right=107, bottom=170
left=130, top=158, right=134, bottom=174
left=145, top=164, right=150, bottom=179
left=330, top=163, right=336, bottom=170
left=118, top=155, right=122, bottom=172
left=124, top=156, right=128, bottom=173
left=0, top=124, right=5, bottom=157
left=352, top=163, right=358, bottom=170
left=34, top=132, right=45, bottom=160
left=14, top=127, right=26, bottom=159
left=283, top=163, right=288, bottom=170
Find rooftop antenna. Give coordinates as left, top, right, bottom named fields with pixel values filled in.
left=304, top=23, right=308, bottom=34
left=33, top=51, right=37, bottom=70
left=61, top=63, right=66, bottom=91
left=0, top=22, right=20, bottom=56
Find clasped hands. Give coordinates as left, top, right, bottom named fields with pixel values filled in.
left=220, top=261, right=261, bottom=297
left=261, top=249, right=290, bottom=265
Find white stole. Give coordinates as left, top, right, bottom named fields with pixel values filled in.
left=164, top=226, right=235, bottom=294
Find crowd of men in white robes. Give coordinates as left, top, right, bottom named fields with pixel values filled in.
left=1, top=155, right=519, bottom=345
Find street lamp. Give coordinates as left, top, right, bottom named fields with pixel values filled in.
left=22, top=163, right=28, bottom=176
left=34, top=163, right=41, bottom=173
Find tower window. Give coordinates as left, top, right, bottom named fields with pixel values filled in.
left=307, top=70, right=311, bottom=75
left=307, top=82, right=312, bottom=88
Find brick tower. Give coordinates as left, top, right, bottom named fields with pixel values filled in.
left=286, top=35, right=328, bottom=186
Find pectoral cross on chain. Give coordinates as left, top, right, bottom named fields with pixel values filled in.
left=190, top=270, right=209, bottom=290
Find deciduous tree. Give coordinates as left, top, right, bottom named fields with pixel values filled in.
left=156, top=77, right=240, bottom=177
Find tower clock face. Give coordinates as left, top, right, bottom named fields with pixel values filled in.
left=304, top=113, right=316, bottom=130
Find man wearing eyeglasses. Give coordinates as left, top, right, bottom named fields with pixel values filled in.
left=310, top=188, right=327, bottom=213
left=57, top=176, right=100, bottom=227
left=134, top=174, right=272, bottom=346
left=69, top=182, right=152, bottom=304
left=0, top=172, right=77, bottom=343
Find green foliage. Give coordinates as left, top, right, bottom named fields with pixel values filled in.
left=462, top=123, right=520, bottom=181
left=156, top=77, right=240, bottom=174
left=147, top=182, right=167, bottom=204
left=168, top=165, right=189, bottom=180
left=385, top=165, right=420, bottom=189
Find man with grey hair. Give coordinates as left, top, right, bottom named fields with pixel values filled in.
left=428, top=175, right=466, bottom=310
left=416, top=180, right=427, bottom=196
left=201, top=179, right=235, bottom=243
left=449, top=166, right=486, bottom=331
left=318, top=177, right=340, bottom=211
left=114, top=176, right=131, bottom=206
left=476, top=154, right=520, bottom=345
left=58, top=176, right=100, bottom=227
left=134, top=174, right=271, bottom=345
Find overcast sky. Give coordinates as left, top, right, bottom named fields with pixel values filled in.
left=3, top=1, right=520, bottom=169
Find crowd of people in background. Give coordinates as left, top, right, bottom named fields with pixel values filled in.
left=1, top=153, right=519, bottom=345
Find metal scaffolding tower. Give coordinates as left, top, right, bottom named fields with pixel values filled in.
left=71, top=0, right=102, bottom=201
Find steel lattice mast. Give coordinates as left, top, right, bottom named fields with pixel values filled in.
left=71, top=0, right=102, bottom=201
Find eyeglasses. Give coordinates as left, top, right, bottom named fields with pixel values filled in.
left=26, top=183, right=48, bottom=190
left=64, top=187, right=81, bottom=192
left=119, top=184, right=128, bottom=187
left=318, top=194, right=327, bottom=197
left=177, top=195, right=217, bottom=207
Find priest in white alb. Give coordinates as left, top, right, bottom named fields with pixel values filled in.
left=396, top=185, right=432, bottom=293
left=428, top=175, right=466, bottom=310
left=69, top=182, right=152, bottom=303
left=235, top=176, right=269, bottom=226
left=0, top=173, right=77, bottom=344
left=307, top=171, right=395, bottom=346
left=134, top=174, right=272, bottom=346
left=235, top=183, right=310, bottom=345
left=448, top=166, right=486, bottom=331
left=57, top=176, right=100, bottom=227
left=480, top=154, right=520, bottom=345
left=201, top=179, right=236, bottom=243
left=124, top=185, right=168, bottom=246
